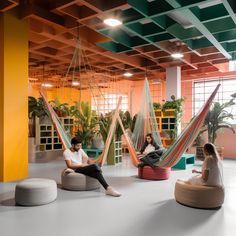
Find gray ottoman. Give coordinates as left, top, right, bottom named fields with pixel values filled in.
left=61, top=170, right=100, bottom=191
left=15, top=178, right=57, bottom=206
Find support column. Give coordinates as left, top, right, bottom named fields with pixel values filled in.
left=0, top=10, right=28, bottom=181
left=166, top=66, right=181, bottom=135
left=166, top=66, right=181, bottom=100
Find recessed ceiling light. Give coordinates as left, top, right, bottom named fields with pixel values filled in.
left=72, top=81, right=80, bottom=86
left=103, top=18, right=122, bottom=27
left=42, top=83, right=53, bottom=88
left=171, top=53, right=184, bottom=59
left=123, top=72, right=133, bottom=77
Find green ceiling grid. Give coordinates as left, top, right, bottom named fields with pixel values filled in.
left=191, top=4, right=229, bottom=23
left=185, top=17, right=236, bottom=49
left=96, top=0, right=236, bottom=64
left=166, top=0, right=232, bottom=59
left=222, top=0, right=236, bottom=25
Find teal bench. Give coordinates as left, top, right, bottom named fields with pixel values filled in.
left=172, top=153, right=195, bottom=170
left=83, top=148, right=103, bottom=158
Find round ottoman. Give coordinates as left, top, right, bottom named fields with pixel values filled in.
left=15, top=178, right=57, bottom=206
left=61, top=171, right=100, bottom=191
left=138, top=166, right=171, bottom=180
left=174, top=180, right=224, bottom=209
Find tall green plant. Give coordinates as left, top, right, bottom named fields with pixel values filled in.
left=200, top=98, right=235, bottom=144
left=28, top=96, right=48, bottom=137
left=74, top=101, right=98, bottom=147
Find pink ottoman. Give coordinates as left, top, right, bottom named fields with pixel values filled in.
left=138, top=166, right=171, bottom=180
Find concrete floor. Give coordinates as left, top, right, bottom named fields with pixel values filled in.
left=0, top=156, right=236, bottom=236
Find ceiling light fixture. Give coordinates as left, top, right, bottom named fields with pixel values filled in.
left=42, top=83, right=53, bottom=88
left=171, top=53, right=184, bottom=59
left=103, top=18, right=122, bottom=27
left=72, top=81, right=80, bottom=86
left=123, top=72, right=133, bottom=77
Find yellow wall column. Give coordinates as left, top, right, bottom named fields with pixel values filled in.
left=0, top=10, right=28, bottom=181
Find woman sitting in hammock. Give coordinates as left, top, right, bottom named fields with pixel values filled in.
left=138, top=133, right=165, bottom=168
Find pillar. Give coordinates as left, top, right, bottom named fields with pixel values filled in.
left=166, top=66, right=181, bottom=100
left=0, top=9, right=28, bottom=181
left=166, top=66, right=181, bottom=135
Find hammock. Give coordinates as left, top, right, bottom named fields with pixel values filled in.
left=132, top=77, right=162, bottom=150
left=40, top=90, right=121, bottom=166
left=119, top=84, right=221, bottom=168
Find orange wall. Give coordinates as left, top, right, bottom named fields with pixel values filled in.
left=28, top=84, right=92, bottom=104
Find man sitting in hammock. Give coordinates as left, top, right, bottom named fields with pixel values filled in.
left=138, top=133, right=165, bottom=168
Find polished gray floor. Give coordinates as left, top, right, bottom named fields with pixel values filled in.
left=0, top=156, right=236, bottom=236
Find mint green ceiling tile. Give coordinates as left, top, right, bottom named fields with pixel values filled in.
left=131, top=36, right=149, bottom=47
left=222, top=0, right=236, bottom=25
left=185, top=38, right=213, bottom=49
left=151, top=15, right=176, bottom=29
left=148, top=33, right=174, bottom=42
left=126, top=22, right=165, bottom=37
left=215, top=30, right=236, bottom=43
left=148, top=0, right=173, bottom=17
left=96, top=41, right=131, bottom=53
left=97, top=28, right=132, bottom=47
left=167, top=24, right=202, bottom=40
left=122, top=8, right=145, bottom=24
left=223, top=42, right=236, bottom=52
left=204, top=17, right=236, bottom=34
left=193, top=4, right=229, bottom=23
left=128, top=0, right=149, bottom=16
left=125, top=23, right=143, bottom=35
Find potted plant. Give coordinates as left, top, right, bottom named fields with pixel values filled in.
left=196, top=96, right=235, bottom=160
left=158, top=95, right=185, bottom=146
left=28, top=96, right=48, bottom=137
left=98, top=110, right=136, bottom=164
left=74, top=101, right=98, bottom=148
left=49, top=98, right=70, bottom=117
left=28, top=96, right=48, bottom=162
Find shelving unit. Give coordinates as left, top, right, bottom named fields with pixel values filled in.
left=107, top=139, right=122, bottom=165
left=36, top=117, right=74, bottom=151
left=154, top=109, right=176, bottom=147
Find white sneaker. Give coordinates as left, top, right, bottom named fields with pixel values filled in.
left=105, top=186, right=122, bottom=197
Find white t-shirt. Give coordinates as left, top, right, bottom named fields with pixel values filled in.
left=144, top=144, right=155, bottom=154
left=63, top=148, right=88, bottom=165
left=202, top=156, right=223, bottom=186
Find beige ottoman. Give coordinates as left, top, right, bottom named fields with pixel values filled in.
left=15, top=178, right=57, bottom=206
left=174, top=180, right=224, bottom=209
left=61, top=170, right=100, bottom=191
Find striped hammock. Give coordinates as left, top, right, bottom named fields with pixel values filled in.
left=118, top=84, right=221, bottom=167
left=40, top=90, right=122, bottom=166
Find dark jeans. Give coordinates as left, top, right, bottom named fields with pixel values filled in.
left=138, top=150, right=163, bottom=168
left=75, top=164, right=109, bottom=190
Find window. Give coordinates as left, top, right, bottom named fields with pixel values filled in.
left=193, top=78, right=236, bottom=123
left=92, top=93, right=128, bottom=114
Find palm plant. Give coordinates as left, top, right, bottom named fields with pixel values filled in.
left=28, top=96, right=48, bottom=137
left=74, top=101, right=98, bottom=147
left=200, top=98, right=235, bottom=144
